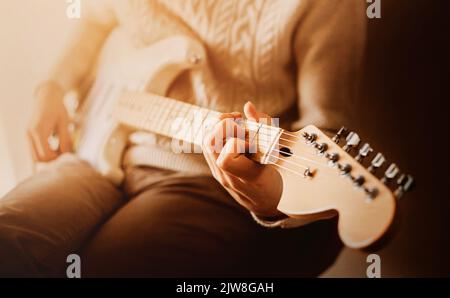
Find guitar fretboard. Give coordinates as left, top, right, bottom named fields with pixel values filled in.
left=113, top=91, right=282, bottom=163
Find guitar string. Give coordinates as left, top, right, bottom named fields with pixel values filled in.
left=267, top=147, right=337, bottom=172
left=202, top=129, right=335, bottom=171
left=117, top=101, right=375, bottom=193
left=234, top=130, right=346, bottom=170
left=122, top=91, right=334, bottom=145
left=241, top=125, right=359, bottom=169
left=123, top=94, right=308, bottom=144
left=122, top=112, right=343, bottom=173
left=255, top=145, right=343, bottom=176
left=119, top=93, right=352, bottom=172
left=267, top=161, right=308, bottom=178
left=116, top=94, right=378, bottom=191
left=204, top=132, right=344, bottom=177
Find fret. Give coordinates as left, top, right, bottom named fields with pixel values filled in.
left=146, top=100, right=159, bottom=129
left=172, top=103, right=187, bottom=142
left=160, top=107, right=172, bottom=136
left=162, top=102, right=182, bottom=136
left=190, top=107, right=207, bottom=146
left=192, top=108, right=216, bottom=146
left=186, top=106, right=202, bottom=150
left=137, top=95, right=147, bottom=129
left=143, top=95, right=155, bottom=129
left=167, top=99, right=184, bottom=134
left=186, top=105, right=200, bottom=144
left=175, top=103, right=194, bottom=143
left=157, top=98, right=170, bottom=133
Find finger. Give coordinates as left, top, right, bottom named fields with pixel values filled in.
left=219, top=112, right=242, bottom=121
left=216, top=137, right=262, bottom=180
left=27, top=131, right=39, bottom=162
left=244, top=101, right=271, bottom=125
left=207, top=118, right=246, bottom=157
left=203, top=137, right=250, bottom=194
left=202, top=130, right=228, bottom=182
left=225, top=182, right=257, bottom=208
left=28, top=126, right=58, bottom=161
left=202, top=144, right=222, bottom=180
left=57, top=120, right=73, bottom=153
left=202, top=137, right=258, bottom=208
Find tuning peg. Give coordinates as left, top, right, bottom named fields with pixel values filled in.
left=353, top=175, right=366, bottom=187
left=314, top=142, right=328, bottom=154
left=342, top=132, right=360, bottom=152
left=381, top=163, right=399, bottom=184
left=326, top=152, right=339, bottom=164
left=365, top=187, right=379, bottom=200
left=394, top=174, right=415, bottom=199
left=332, top=126, right=348, bottom=144
left=338, top=163, right=352, bottom=175
left=302, top=132, right=317, bottom=144
left=355, top=143, right=373, bottom=162
left=368, top=152, right=385, bottom=173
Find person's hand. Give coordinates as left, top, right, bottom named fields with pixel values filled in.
left=202, top=102, right=285, bottom=219
left=27, top=81, right=72, bottom=162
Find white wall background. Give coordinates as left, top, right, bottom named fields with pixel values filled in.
left=0, top=0, right=75, bottom=196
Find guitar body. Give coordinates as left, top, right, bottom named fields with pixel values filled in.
left=75, top=29, right=206, bottom=184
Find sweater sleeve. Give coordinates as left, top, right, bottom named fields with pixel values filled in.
left=292, top=0, right=367, bottom=132
left=47, top=0, right=117, bottom=94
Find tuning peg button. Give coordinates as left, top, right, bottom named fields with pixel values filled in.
left=403, top=175, right=415, bottom=192
left=355, top=143, right=373, bottom=162
left=368, top=153, right=385, bottom=173
left=394, top=174, right=414, bottom=198
left=381, top=163, right=399, bottom=184
left=332, top=126, right=348, bottom=144
left=343, top=132, right=360, bottom=152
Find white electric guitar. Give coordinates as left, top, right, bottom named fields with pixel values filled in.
left=73, top=29, right=414, bottom=249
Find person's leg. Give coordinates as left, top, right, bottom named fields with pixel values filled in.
left=0, top=154, right=124, bottom=277
left=81, top=166, right=342, bottom=277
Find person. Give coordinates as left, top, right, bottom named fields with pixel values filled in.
left=0, top=0, right=366, bottom=277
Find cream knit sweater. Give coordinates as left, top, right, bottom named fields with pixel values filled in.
left=51, top=0, right=366, bottom=173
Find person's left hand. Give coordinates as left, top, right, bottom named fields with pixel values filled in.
left=202, top=102, right=285, bottom=219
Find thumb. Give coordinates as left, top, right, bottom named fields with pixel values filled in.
left=244, top=101, right=271, bottom=125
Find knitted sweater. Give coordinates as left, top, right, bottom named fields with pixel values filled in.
left=51, top=0, right=366, bottom=173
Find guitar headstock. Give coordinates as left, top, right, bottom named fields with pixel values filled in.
left=270, top=125, right=414, bottom=248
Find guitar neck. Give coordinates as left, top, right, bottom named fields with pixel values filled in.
left=113, top=91, right=282, bottom=163
left=114, top=91, right=220, bottom=146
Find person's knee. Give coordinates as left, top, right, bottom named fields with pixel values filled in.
left=80, top=195, right=251, bottom=277
left=0, top=220, right=44, bottom=277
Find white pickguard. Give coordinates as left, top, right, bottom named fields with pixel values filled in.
left=75, top=29, right=206, bottom=184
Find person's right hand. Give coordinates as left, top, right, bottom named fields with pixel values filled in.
left=27, top=81, right=72, bottom=162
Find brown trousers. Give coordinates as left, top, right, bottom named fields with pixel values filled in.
left=0, top=154, right=342, bottom=277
